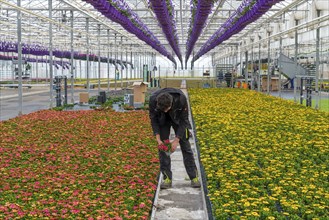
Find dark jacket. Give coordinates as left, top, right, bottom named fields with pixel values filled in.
left=149, top=88, right=191, bottom=139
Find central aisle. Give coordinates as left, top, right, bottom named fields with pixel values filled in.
left=151, top=89, right=208, bottom=220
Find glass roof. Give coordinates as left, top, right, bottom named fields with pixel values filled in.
left=0, top=0, right=308, bottom=66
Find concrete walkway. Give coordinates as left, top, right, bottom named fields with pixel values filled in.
left=0, top=87, right=105, bottom=121
left=151, top=89, right=208, bottom=220
left=0, top=88, right=49, bottom=100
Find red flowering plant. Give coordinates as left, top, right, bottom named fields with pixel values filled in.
left=158, top=139, right=172, bottom=156
left=0, top=110, right=159, bottom=219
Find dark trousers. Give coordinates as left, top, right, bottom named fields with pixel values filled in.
left=158, top=122, right=198, bottom=181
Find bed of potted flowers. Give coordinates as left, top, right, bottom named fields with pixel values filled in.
left=189, top=88, right=328, bottom=219
left=0, top=109, right=159, bottom=219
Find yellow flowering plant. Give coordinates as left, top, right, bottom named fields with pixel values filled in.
left=189, top=88, right=329, bottom=219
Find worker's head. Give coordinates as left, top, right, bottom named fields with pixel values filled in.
left=156, top=92, right=173, bottom=112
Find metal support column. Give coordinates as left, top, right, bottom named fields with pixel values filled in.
left=107, top=30, right=110, bottom=92
left=158, top=65, right=161, bottom=88
left=120, top=36, right=123, bottom=89
left=240, top=42, right=243, bottom=77
left=251, top=38, right=254, bottom=90
left=153, top=53, right=156, bottom=80
left=138, top=54, right=141, bottom=79
left=245, top=50, right=248, bottom=87
left=97, top=24, right=101, bottom=92
left=294, top=20, right=298, bottom=102
left=258, top=36, right=261, bottom=92
left=36, top=57, right=39, bottom=83
left=144, top=53, right=146, bottom=79
left=17, top=0, right=23, bottom=115
left=315, top=10, right=320, bottom=109
left=140, top=54, right=142, bottom=79
left=300, top=78, right=304, bottom=104
left=114, top=33, right=117, bottom=90
left=45, top=56, right=48, bottom=80
left=49, top=0, right=54, bottom=108
left=70, top=10, right=74, bottom=103
left=133, top=52, right=136, bottom=79
left=126, top=38, right=128, bottom=80
left=74, top=59, right=77, bottom=78
left=64, top=76, right=67, bottom=105
left=86, top=18, right=90, bottom=94
left=79, top=59, right=82, bottom=79
left=130, top=45, right=133, bottom=79
left=61, top=57, right=64, bottom=76
left=279, top=36, right=282, bottom=98
left=267, top=31, right=271, bottom=95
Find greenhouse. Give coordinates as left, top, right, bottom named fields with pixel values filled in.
left=0, top=0, right=328, bottom=219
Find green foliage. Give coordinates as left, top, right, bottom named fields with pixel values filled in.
left=51, top=106, right=64, bottom=111
left=51, top=104, right=75, bottom=111
left=88, top=96, right=97, bottom=104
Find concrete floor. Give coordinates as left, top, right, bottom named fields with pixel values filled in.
left=1, top=86, right=106, bottom=121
